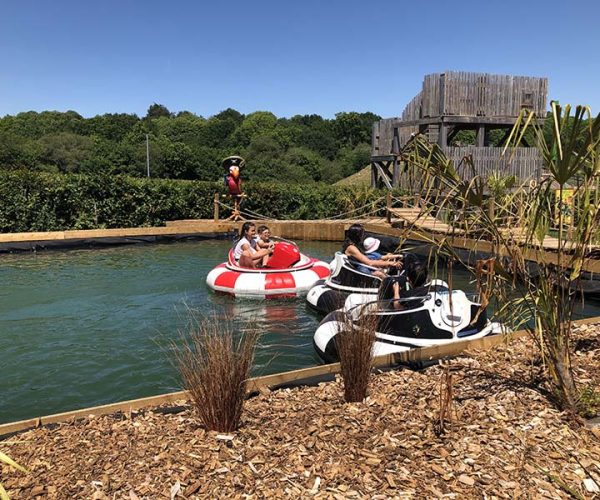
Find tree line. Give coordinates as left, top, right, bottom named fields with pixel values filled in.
left=0, top=104, right=380, bottom=184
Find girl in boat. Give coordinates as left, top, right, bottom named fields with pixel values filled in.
left=233, top=222, right=273, bottom=268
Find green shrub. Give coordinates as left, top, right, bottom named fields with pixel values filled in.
left=0, top=170, right=396, bottom=232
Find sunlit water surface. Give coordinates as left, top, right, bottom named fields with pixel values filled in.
left=1, top=239, right=599, bottom=424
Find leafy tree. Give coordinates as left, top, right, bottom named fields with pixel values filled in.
left=229, top=111, right=277, bottom=148
left=0, top=106, right=380, bottom=184
left=333, top=111, right=381, bottom=148
left=295, top=123, right=337, bottom=159
left=0, top=131, right=42, bottom=168
left=38, top=132, right=94, bottom=173
left=87, top=113, right=140, bottom=141
left=145, top=103, right=172, bottom=120
left=0, top=111, right=87, bottom=139
left=191, top=146, right=227, bottom=181
left=199, top=116, right=238, bottom=148
left=159, top=140, right=198, bottom=179
left=153, top=113, right=206, bottom=145
left=449, top=129, right=476, bottom=146
left=214, top=108, right=244, bottom=125
left=284, top=147, right=326, bottom=182
left=336, top=143, right=371, bottom=177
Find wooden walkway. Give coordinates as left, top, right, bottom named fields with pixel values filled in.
left=388, top=208, right=465, bottom=235
left=499, top=227, right=595, bottom=252
left=389, top=207, right=596, bottom=253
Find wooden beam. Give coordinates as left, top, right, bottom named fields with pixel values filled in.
left=374, top=163, right=393, bottom=190
left=392, top=158, right=399, bottom=187
left=439, top=124, right=448, bottom=147
left=477, top=125, right=486, bottom=147
left=393, top=116, right=545, bottom=128
left=370, top=163, right=377, bottom=188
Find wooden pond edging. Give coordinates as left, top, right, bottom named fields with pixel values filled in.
left=2, top=315, right=599, bottom=439
left=3, top=219, right=600, bottom=274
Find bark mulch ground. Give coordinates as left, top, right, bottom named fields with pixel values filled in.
left=2, top=325, right=599, bottom=499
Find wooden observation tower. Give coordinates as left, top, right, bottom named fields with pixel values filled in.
left=371, top=71, right=548, bottom=189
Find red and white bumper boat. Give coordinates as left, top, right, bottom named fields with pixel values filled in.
left=206, top=241, right=331, bottom=298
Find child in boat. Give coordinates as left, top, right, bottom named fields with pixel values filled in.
left=364, top=236, right=404, bottom=261
left=233, top=222, right=273, bottom=268
left=363, top=237, right=383, bottom=260
left=342, top=224, right=400, bottom=279
left=255, top=225, right=275, bottom=251
left=391, top=258, right=428, bottom=309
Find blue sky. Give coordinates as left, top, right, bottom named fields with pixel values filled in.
left=1, top=0, right=599, bottom=119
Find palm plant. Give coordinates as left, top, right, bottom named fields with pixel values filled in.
left=401, top=102, right=600, bottom=413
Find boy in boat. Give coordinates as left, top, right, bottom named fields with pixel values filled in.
left=255, top=225, right=274, bottom=250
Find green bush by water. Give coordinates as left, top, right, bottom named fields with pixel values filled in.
left=0, top=170, right=394, bottom=232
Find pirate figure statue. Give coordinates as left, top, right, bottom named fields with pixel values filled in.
left=222, top=155, right=246, bottom=221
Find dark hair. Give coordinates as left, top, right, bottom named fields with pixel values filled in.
left=238, top=221, right=255, bottom=239
left=342, top=223, right=365, bottom=252
left=257, top=225, right=269, bottom=234
left=406, top=260, right=428, bottom=287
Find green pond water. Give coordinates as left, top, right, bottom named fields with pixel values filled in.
left=1, top=239, right=599, bottom=425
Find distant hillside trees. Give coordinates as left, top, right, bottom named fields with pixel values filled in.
left=0, top=105, right=380, bottom=184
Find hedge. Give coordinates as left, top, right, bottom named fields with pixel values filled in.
left=0, top=171, right=396, bottom=232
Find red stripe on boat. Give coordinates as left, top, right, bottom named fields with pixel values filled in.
left=214, top=271, right=240, bottom=289
left=313, top=265, right=330, bottom=278
left=265, top=273, right=295, bottom=290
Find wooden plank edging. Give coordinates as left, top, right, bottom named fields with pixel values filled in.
left=2, top=315, right=598, bottom=438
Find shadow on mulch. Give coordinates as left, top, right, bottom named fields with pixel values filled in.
left=574, top=336, right=599, bottom=352
left=457, top=366, right=558, bottom=408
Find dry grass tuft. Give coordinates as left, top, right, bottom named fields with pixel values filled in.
left=172, top=315, right=260, bottom=432
left=435, top=363, right=455, bottom=435
left=335, top=307, right=378, bottom=403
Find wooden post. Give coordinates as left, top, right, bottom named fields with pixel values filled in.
left=213, top=193, right=219, bottom=222
left=477, top=125, right=486, bottom=147
left=487, top=196, right=495, bottom=220
left=518, top=192, right=525, bottom=223
left=392, top=158, right=399, bottom=187
left=386, top=192, right=392, bottom=224
left=439, top=123, right=448, bottom=147
left=370, top=163, right=377, bottom=188
left=413, top=193, right=421, bottom=208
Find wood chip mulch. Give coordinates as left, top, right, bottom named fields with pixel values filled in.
left=2, top=324, right=599, bottom=499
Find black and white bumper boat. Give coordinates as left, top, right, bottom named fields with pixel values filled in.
left=306, top=252, right=387, bottom=314
left=313, top=280, right=506, bottom=364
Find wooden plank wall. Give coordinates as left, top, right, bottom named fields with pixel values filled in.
left=441, top=71, right=548, bottom=116
left=443, top=146, right=543, bottom=180
left=401, top=91, right=423, bottom=121
left=421, top=73, right=442, bottom=118
left=372, top=118, right=397, bottom=156
left=397, top=124, right=419, bottom=148
left=399, top=71, right=548, bottom=119
left=396, top=146, right=542, bottom=189
left=371, top=121, right=380, bottom=156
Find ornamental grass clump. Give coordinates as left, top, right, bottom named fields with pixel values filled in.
left=335, top=307, right=378, bottom=403
left=173, top=316, right=259, bottom=432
